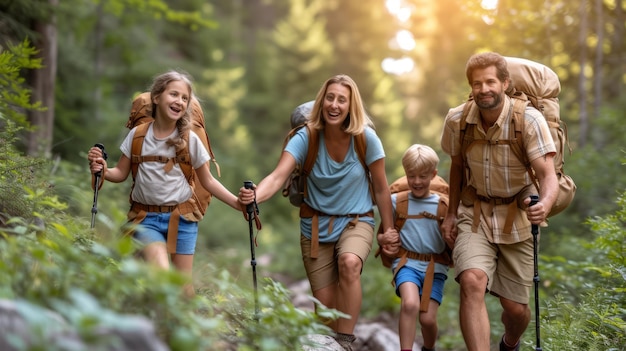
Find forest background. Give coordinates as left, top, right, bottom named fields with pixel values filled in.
left=1, top=0, right=625, bottom=350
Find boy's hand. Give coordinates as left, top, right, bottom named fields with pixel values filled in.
left=379, top=227, right=400, bottom=255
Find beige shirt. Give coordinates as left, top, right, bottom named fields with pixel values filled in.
left=441, top=96, right=556, bottom=243
left=120, top=124, right=211, bottom=207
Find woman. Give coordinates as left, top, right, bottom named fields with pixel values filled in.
left=239, top=74, right=397, bottom=350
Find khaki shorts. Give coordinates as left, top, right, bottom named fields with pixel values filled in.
left=453, top=218, right=534, bottom=304
left=301, top=221, right=374, bottom=291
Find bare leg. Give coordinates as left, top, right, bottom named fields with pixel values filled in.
left=500, top=297, right=530, bottom=347
left=141, top=242, right=170, bottom=269
left=420, top=300, right=440, bottom=349
left=458, top=269, right=490, bottom=351
left=398, top=282, right=420, bottom=349
left=313, top=284, right=337, bottom=330
left=335, top=252, right=363, bottom=334
left=172, top=253, right=195, bottom=298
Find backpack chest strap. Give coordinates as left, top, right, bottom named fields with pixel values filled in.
left=131, top=154, right=192, bottom=174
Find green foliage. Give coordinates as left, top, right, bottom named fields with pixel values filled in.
left=540, top=190, right=626, bottom=350
left=0, top=40, right=44, bottom=129
left=0, top=172, right=338, bottom=351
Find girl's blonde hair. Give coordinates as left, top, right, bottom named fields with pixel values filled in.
left=402, top=144, right=439, bottom=174
left=308, top=74, right=374, bottom=135
left=149, top=70, right=194, bottom=152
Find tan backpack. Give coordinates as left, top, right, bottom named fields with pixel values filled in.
left=458, top=57, right=576, bottom=218
left=124, top=93, right=220, bottom=253
left=126, top=92, right=220, bottom=217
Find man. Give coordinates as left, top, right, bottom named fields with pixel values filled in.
left=440, top=52, right=559, bottom=351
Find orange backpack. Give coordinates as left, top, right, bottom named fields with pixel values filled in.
left=124, top=93, right=220, bottom=253
left=126, top=92, right=220, bottom=216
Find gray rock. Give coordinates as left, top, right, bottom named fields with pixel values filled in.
left=0, top=299, right=169, bottom=351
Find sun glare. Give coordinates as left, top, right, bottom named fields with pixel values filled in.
left=395, top=30, right=416, bottom=51
left=481, top=0, right=498, bottom=10
left=381, top=57, right=415, bottom=76
left=386, top=0, right=411, bottom=23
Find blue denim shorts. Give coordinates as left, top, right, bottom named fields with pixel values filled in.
left=132, top=212, right=198, bottom=254
left=395, top=266, right=447, bottom=304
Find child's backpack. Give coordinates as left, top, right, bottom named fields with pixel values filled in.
left=375, top=175, right=452, bottom=312
left=457, top=56, right=576, bottom=218
left=376, top=175, right=451, bottom=268
left=125, top=92, right=220, bottom=218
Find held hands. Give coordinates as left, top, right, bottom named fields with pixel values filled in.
left=238, top=183, right=256, bottom=206
left=378, top=227, right=400, bottom=256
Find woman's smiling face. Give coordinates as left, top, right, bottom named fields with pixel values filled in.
left=322, top=83, right=351, bottom=127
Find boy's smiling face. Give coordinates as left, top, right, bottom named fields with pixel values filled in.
left=404, top=168, right=437, bottom=199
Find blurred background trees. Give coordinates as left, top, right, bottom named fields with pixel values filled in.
left=1, top=0, right=625, bottom=349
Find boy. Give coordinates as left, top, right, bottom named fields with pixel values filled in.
left=377, top=144, right=451, bottom=351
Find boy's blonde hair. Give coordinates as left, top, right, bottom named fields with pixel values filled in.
left=402, top=144, right=439, bottom=174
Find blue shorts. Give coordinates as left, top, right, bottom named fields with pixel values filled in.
left=395, top=266, right=447, bottom=305
left=132, top=212, right=198, bottom=254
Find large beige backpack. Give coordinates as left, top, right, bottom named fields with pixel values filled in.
left=458, top=57, right=576, bottom=217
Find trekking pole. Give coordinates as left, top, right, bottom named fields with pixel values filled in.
left=244, top=180, right=260, bottom=320
left=529, top=194, right=542, bottom=351
left=90, top=143, right=108, bottom=229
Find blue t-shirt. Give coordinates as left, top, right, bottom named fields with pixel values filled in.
left=391, top=192, right=449, bottom=276
left=284, top=126, right=385, bottom=242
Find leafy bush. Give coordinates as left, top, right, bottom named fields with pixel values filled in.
left=540, top=191, right=626, bottom=351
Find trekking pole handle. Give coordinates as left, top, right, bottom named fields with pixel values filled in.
left=244, top=181, right=255, bottom=215
left=93, top=143, right=108, bottom=177
left=529, top=195, right=539, bottom=235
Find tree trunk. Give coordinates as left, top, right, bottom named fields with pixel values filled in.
left=27, top=0, right=58, bottom=158
left=593, top=0, right=603, bottom=143
left=578, top=0, right=589, bottom=147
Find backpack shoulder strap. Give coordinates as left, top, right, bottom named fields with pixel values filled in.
left=177, top=129, right=193, bottom=182
left=355, top=131, right=376, bottom=203
left=509, top=93, right=541, bottom=189
left=131, top=122, right=151, bottom=179
left=394, top=190, right=410, bottom=231
left=509, top=93, right=531, bottom=166
left=301, top=125, right=319, bottom=199
left=355, top=132, right=368, bottom=171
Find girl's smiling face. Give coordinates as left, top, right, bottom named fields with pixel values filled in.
left=153, top=80, right=191, bottom=122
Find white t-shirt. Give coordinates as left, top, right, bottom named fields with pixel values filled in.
left=120, top=123, right=210, bottom=206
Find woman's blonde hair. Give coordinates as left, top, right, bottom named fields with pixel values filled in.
left=402, top=144, right=439, bottom=174
left=307, top=74, right=374, bottom=135
left=149, top=70, right=194, bottom=152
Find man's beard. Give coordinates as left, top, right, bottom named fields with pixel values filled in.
left=475, top=92, right=502, bottom=110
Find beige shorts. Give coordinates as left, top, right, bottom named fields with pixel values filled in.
left=453, top=219, right=534, bottom=304
left=300, top=221, right=374, bottom=291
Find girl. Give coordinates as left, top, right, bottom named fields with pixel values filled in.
left=88, top=70, right=242, bottom=297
